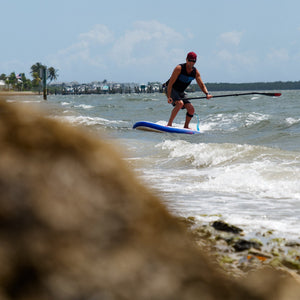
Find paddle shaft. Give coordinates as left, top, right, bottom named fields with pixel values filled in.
left=186, top=92, right=281, bottom=100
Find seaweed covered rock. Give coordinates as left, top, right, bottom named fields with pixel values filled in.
left=233, top=239, right=262, bottom=252
left=212, top=220, right=243, bottom=234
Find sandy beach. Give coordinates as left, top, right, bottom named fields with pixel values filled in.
left=0, top=92, right=43, bottom=104
left=0, top=91, right=39, bottom=96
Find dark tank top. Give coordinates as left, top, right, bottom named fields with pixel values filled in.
left=165, top=63, right=197, bottom=93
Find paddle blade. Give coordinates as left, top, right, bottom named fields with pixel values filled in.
left=263, top=92, right=281, bottom=97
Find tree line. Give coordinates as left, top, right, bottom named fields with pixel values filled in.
left=190, top=81, right=300, bottom=92
left=2, top=63, right=299, bottom=93
left=0, top=63, right=59, bottom=91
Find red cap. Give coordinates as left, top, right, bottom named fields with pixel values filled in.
left=187, top=51, right=197, bottom=61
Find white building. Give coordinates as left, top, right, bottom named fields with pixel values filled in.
left=0, top=80, right=5, bottom=90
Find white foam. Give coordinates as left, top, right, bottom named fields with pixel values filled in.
left=158, top=140, right=260, bottom=167
left=200, top=112, right=270, bottom=132
left=54, top=115, right=126, bottom=126
left=244, top=112, right=269, bottom=126
left=74, top=104, right=94, bottom=109
left=156, top=120, right=199, bottom=131
left=144, top=140, right=300, bottom=233
left=286, top=117, right=300, bottom=125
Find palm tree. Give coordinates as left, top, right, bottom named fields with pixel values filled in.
left=30, top=63, right=59, bottom=96
left=30, top=62, right=45, bottom=79
left=31, top=71, right=41, bottom=89
left=47, top=67, right=58, bottom=83
left=8, top=72, right=17, bottom=89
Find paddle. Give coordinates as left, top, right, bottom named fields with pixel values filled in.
left=186, top=92, right=282, bottom=100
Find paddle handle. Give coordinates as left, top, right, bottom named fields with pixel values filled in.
left=186, top=92, right=281, bottom=100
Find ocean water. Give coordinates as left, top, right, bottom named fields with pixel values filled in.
left=14, top=90, right=300, bottom=241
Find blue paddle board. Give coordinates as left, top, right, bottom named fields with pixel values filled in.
left=133, top=121, right=200, bottom=134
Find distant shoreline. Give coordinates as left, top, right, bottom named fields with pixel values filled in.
left=0, top=91, right=39, bottom=96
left=1, top=79, right=300, bottom=97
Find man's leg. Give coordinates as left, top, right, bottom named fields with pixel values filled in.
left=183, top=103, right=195, bottom=128
left=167, top=100, right=184, bottom=126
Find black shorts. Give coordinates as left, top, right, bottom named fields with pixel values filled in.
left=164, top=87, right=191, bottom=108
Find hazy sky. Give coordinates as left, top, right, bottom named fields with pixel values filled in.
left=1, top=0, right=300, bottom=84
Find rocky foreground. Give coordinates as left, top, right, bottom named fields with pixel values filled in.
left=179, top=217, right=300, bottom=280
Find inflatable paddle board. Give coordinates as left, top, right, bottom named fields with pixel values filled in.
left=133, top=121, right=200, bottom=134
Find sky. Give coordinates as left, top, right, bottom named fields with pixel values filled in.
left=1, top=0, right=300, bottom=84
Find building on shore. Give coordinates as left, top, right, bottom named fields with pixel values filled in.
left=49, top=81, right=164, bottom=95
left=0, top=80, right=5, bottom=90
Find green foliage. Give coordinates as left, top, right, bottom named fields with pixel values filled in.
left=0, top=73, right=6, bottom=80
left=31, top=71, right=41, bottom=89
left=191, top=81, right=300, bottom=92
left=47, top=67, right=58, bottom=82
left=0, top=63, right=59, bottom=91
left=31, top=62, right=59, bottom=83
left=8, top=72, right=17, bottom=86
left=30, top=62, right=45, bottom=77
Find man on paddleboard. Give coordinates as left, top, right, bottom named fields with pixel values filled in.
left=164, top=52, right=212, bottom=128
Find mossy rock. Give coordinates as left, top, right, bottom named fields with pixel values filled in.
left=282, top=258, right=300, bottom=270
left=220, top=255, right=235, bottom=264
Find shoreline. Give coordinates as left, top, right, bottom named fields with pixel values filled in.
left=0, top=92, right=42, bottom=104
left=0, top=91, right=39, bottom=96
left=179, top=217, right=300, bottom=281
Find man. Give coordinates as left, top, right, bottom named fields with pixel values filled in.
left=164, top=51, right=212, bottom=128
